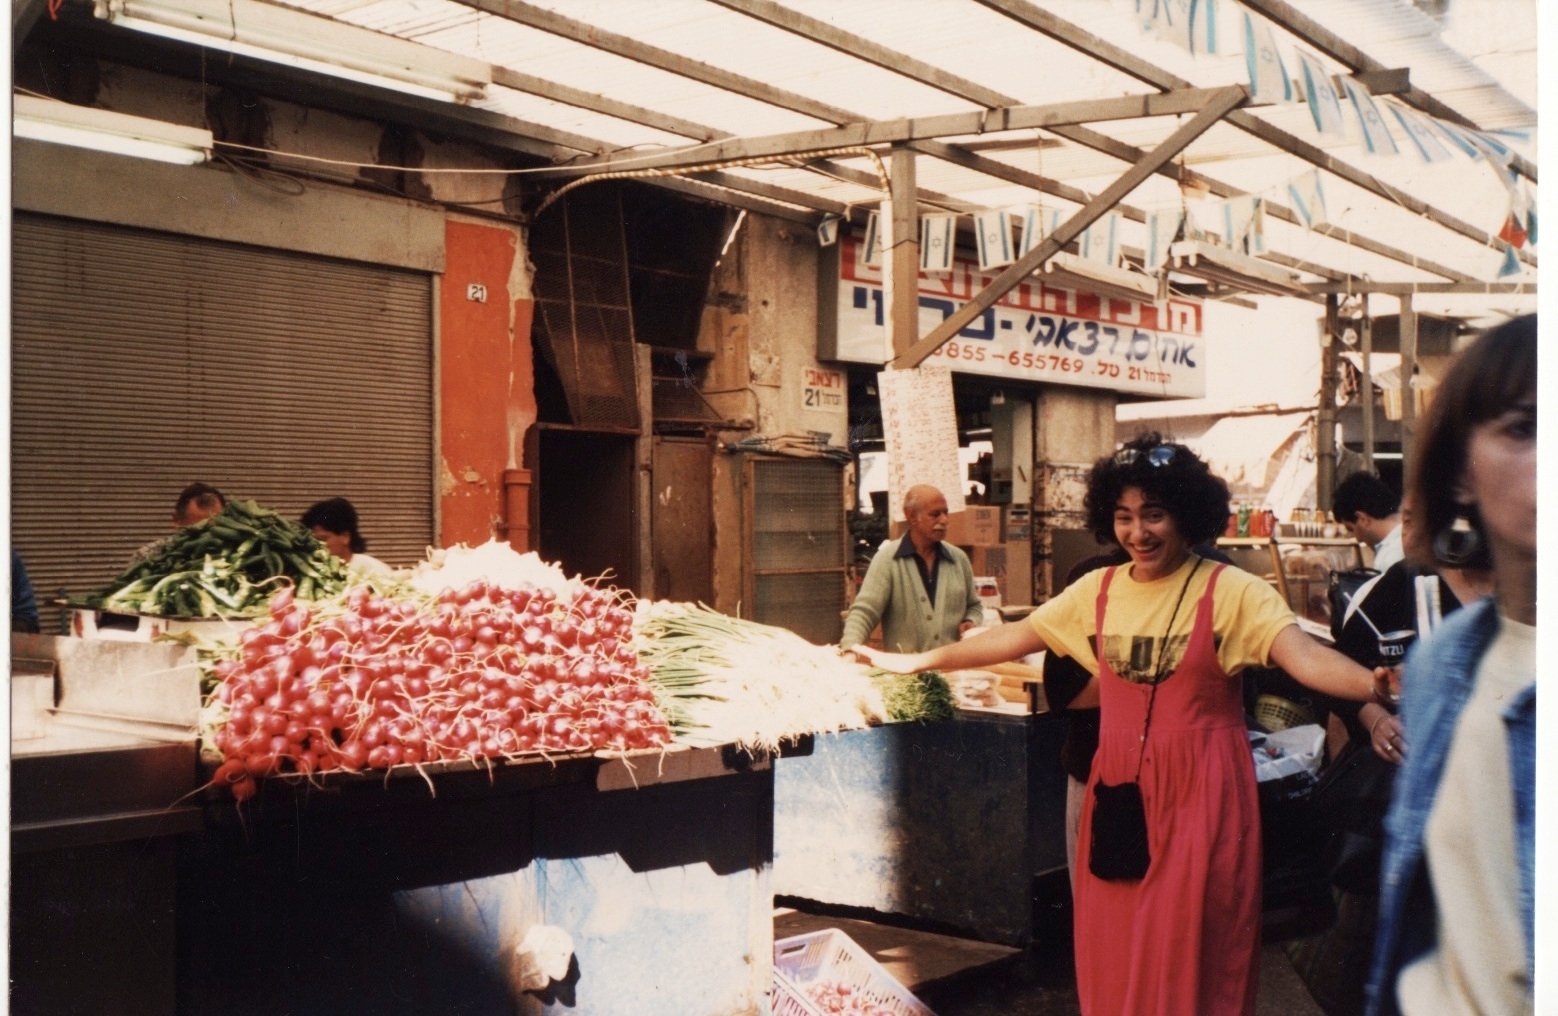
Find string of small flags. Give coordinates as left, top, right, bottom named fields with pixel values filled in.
left=1124, top=0, right=1535, bottom=259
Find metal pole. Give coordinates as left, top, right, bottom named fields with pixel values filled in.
left=1398, top=295, right=1419, bottom=471
left=887, top=144, right=919, bottom=359
left=1360, top=311, right=1375, bottom=472
left=1317, top=293, right=1340, bottom=509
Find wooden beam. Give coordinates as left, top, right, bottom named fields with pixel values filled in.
left=895, top=85, right=1247, bottom=368
left=647, top=175, right=820, bottom=224
left=455, top=0, right=853, bottom=124
left=712, top=0, right=1470, bottom=286
left=706, top=0, right=1011, bottom=109
left=529, top=88, right=1234, bottom=176
left=887, top=145, right=920, bottom=358
left=975, top=0, right=1536, bottom=269
left=1305, top=281, right=1537, bottom=295
left=1239, top=0, right=1536, bottom=183
left=490, top=67, right=727, bottom=143
left=690, top=171, right=850, bottom=216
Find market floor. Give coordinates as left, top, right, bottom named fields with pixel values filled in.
left=776, top=907, right=1327, bottom=1016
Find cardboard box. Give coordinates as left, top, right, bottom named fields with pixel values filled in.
left=945, top=506, right=1003, bottom=548
left=968, top=540, right=1033, bottom=607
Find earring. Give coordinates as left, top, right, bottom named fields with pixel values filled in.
left=1433, top=510, right=1483, bottom=567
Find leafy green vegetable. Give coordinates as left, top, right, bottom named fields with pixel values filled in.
left=869, top=670, right=955, bottom=723
left=81, top=499, right=350, bottom=617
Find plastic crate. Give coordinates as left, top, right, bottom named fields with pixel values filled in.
left=773, top=929, right=936, bottom=1016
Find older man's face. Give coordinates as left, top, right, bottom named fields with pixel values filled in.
left=907, top=491, right=950, bottom=546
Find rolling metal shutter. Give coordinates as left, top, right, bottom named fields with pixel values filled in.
left=12, top=213, right=434, bottom=603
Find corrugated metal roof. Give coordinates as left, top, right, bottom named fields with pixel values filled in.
left=121, top=0, right=1541, bottom=297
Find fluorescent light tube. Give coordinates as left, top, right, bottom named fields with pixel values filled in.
left=14, top=94, right=213, bottom=164
left=1041, top=251, right=1161, bottom=303
left=1169, top=240, right=1307, bottom=297
left=93, top=0, right=491, bottom=104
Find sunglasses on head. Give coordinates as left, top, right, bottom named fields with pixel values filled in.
left=1114, top=445, right=1177, bottom=468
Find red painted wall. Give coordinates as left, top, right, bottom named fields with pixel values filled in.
left=438, top=219, right=536, bottom=547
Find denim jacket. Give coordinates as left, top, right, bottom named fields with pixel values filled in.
left=1365, top=598, right=1536, bottom=1016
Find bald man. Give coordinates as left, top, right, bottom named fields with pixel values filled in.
left=840, top=484, right=984, bottom=655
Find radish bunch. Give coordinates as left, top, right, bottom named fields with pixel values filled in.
left=801, top=979, right=901, bottom=1016
left=203, top=579, right=671, bottom=800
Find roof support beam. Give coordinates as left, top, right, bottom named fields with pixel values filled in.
left=709, top=0, right=1472, bottom=287
left=456, top=0, right=853, bottom=125
left=1238, top=0, right=1536, bottom=183
left=896, top=86, right=1246, bottom=368
left=1304, top=281, right=1536, bottom=296
left=976, top=0, right=1535, bottom=270
left=707, top=0, right=1011, bottom=109
left=648, top=176, right=819, bottom=224
left=490, top=67, right=726, bottom=143
left=528, top=87, right=1237, bottom=176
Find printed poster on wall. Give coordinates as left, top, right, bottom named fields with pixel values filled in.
left=877, top=364, right=966, bottom=524
left=826, top=234, right=1207, bottom=399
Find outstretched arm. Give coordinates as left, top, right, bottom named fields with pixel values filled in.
left=1268, top=625, right=1396, bottom=703
left=852, top=618, right=1048, bottom=675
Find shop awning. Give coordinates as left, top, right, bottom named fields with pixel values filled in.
left=1185, top=410, right=1312, bottom=496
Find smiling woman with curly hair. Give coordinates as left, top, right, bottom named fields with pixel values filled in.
left=853, top=431, right=1396, bottom=1016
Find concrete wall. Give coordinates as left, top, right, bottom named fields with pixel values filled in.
left=15, top=61, right=538, bottom=550
left=701, top=215, right=850, bottom=616
left=1034, top=387, right=1119, bottom=598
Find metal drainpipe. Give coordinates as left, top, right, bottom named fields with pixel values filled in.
left=502, top=468, right=533, bottom=552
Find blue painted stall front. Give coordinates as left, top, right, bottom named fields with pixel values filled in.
left=773, top=711, right=1068, bottom=947
left=179, top=747, right=775, bottom=1016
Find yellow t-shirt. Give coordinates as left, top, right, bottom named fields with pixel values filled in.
left=1028, top=555, right=1296, bottom=682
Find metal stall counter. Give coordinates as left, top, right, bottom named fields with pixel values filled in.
left=10, top=633, right=781, bottom=1016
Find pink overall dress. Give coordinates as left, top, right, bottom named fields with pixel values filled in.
left=1073, top=564, right=1262, bottom=1016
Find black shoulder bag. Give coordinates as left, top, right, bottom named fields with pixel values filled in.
left=1089, top=560, right=1201, bottom=882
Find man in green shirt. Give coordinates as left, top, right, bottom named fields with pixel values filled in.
left=840, top=484, right=984, bottom=655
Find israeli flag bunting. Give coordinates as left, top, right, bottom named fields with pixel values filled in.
left=1154, top=0, right=1196, bottom=52
left=1217, top=195, right=1266, bottom=254
left=1242, top=10, right=1292, bottom=104
left=862, top=210, right=884, bottom=267
left=920, top=214, right=957, bottom=273
left=1497, top=243, right=1522, bottom=278
left=1192, top=0, right=1218, bottom=55
left=1427, top=119, right=1482, bottom=159
left=1146, top=208, right=1184, bottom=270
left=1389, top=105, right=1452, bottom=164
left=1296, top=49, right=1346, bottom=138
left=1080, top=213, right=1121, bottom=266
left=1287, top=170, right=1328, bottom=230
left=974, top=209, right=1015, bottom=270
left=1019, top=206, right=1062, bottom=258
left=1340, top=77, right=1399, bottom=156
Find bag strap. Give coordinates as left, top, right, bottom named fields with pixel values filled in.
left=1134, top=557, right=1203, bottom=782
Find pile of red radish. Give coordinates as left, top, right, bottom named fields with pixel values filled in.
left=204, top=579, right=671, bottom=801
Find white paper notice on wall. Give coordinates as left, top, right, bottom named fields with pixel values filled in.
left=877, top=364, right=966, bottom=523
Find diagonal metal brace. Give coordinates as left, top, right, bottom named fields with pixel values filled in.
left=893, top=84, right=1247, bottom=369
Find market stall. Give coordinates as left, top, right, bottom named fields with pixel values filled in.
left=16, top=505, right=960, bottom=1015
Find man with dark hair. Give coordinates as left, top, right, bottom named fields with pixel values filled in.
left=173, top=482, right=226, bottom=527
left=130, top=482, right=227, bottom=564
left=840, top=484, right=984, bottom=655
left=1332, top=473, right=1403, bottom=571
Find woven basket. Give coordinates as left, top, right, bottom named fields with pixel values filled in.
left=1254, top=693, right=1314, bottom=732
